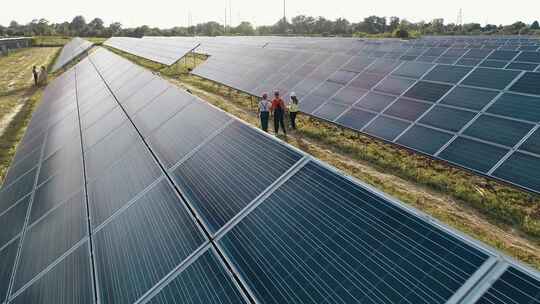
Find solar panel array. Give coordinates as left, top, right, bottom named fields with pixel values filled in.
left=104, top=36, right=200, bottom=65
left=51, top=37, right=93, bottom=72
left=192, top=37, right=540, bottom=194
left=0, top=38, right=31, bottom=55
left=0, top=46, right=539, bottom=304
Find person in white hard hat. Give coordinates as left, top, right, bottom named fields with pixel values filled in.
left=258, top=93, right=271, bottom=132
left=289, top=92, right=299, bottom=130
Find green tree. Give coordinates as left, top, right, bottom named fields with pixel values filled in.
left=234, top=22, right=255, bottom=35
left=70, top=15, right=87, bottom=35
left=531, top=21, right=540, bottom=30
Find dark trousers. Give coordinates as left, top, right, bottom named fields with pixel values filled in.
left=33, top=74, right=38, bottom=86
left=290, top=112, right=298, bottom=129
left=273, top=109, right=286, bottom=134
left=260, top=112, right=269, bottom=132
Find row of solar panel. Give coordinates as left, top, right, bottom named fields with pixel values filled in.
left=51, top=38, right=93, bottom=72
left=0, top=38, right=31, bottom=55
left=192, top=43, right=540, bottom=194
left=1, top=47, right=539, bottom=304
left=104, top=37, right=200, bottom=65
left=104, top=35, right=540, bottom=65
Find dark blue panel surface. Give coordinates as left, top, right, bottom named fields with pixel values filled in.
left=423, top=65, right=472, bottom=84
left=88, top=141, right=162, bottom=228
left=392, top=62, right=433, bottom=79
left=10, top=243, right=94, bottom=304
left=397, top=125, right=453, bottom=155
left=521, top=129, right=540, bottom=155
left=0, top=240, right=19, bottom=302
left=510, top=72, right=540, bottom=95
left=94, top=179, right=206, bottom=304
left=463, top=115, right=534, bottom=147
left=486, top=93, right=540, bottom=122
left=494, top=152, right=540, bottom=193
left=404, top=81, right=452, bottom=102
left=384, top=98, right=432, bottom=121
left=336, top=108, right=376, bottom=131
left=355, top=92, right=395, bottom=112
left=172, top=122, right=302, bottom=233
left=148, top=249, right=247, bottom=304
left=420, top=106, right=476, bottom=132
left=365, top=116, right=411, bottom=141
left=0, top=195, right=30, bottom=249
left=462, top=68, right=520, bottom=90
left=219, top=162, right=488, bottom=304
left=0, top=168, right=37, bottom=215
left=439, top=137, right=509, bottom=173
left=440, top=86, right=498, bottom=110
left=374, top=77, right=415, bottom=95
left=475, top=266, right=540, bottom=304
left=14, top=191, right=87, bottom=292
left=149, top=101, right=231, bottom=168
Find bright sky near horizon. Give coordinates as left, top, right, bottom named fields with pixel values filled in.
left=1, top=0, right=539, bottom=28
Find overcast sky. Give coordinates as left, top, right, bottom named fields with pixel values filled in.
left=2, top=0, right=539, bottom=28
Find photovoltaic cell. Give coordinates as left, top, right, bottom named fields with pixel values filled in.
left=486, top=93, right=540, bottom=122
left=219, top=162, right=489, bottom=304
left=148, top=249, right=247, bottom=304
left=94, top=179, right=206, bottom=304
left=493, top=152, right=540, bottom=193
left=374, top=77, right=415, bottom=95
left=420, top=106, right=476, bottom=132
left=355, top=92, right=395, bottom=112
left=149, top=101, right=231, bottom=169
left=384, top=98, right=432, bottom=121
left=463, top=115, right=534, bottom=147
left=475, top=266, right=540, bottom=304
left=510, top=72, right=540, bottom=95
left=461, top=68, right=521, bottom=90
left=365, top=116, right=411, bottom=141
left=404, top=81, right=452, bottom=102
left=440, top=86, right=498, bottom=110
left=439, top=137, right=509, bottom=173
left=14, top=191, right=87, bottom=292
left=423, top=65, right=472, bottom=83
left=88, top=141, right=162, bottom=228
left=172, top=122, right=302, bottom=233
left=392, top=61, right=434, bottom=79
left=521, top=129, right=540, bottom=155
left=397, top=126, right=453, bottom=154
left=0, top=239, right=19, bottom=302
left=0, top=195, right=30, bottom=249
left=336, top=108, right=377, bottom=131
left=10, top=243, right=94, bottom=304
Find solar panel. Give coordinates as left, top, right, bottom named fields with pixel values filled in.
left=192, top=37, right=540, bottom=194
left=475, top=266, right=540, bottom=304
left=104, top=37, right=200, bottom=66
left=1, top=46, right=540, bottom=304
left=51, top=38, right=93, bottom=72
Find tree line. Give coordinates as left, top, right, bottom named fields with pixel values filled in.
left=1, top=15, right=539, bottom=38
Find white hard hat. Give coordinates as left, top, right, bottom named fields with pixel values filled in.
left=290, top=92, right=296, bottom=97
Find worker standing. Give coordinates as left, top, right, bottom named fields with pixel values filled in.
left=32, top=66, right=39, bottom=87
left=258, top=93, right=271, bottom=132
left=289, top=92, right=300, bottom=130
left=271, top=91, right=287, bottom=136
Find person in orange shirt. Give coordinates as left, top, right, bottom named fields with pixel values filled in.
left=270, top=91, right=287, bottom=136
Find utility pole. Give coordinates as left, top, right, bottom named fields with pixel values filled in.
left=225, top=6, right=227, bottom=34
left=457, top=8, right=463, bottom=31
left=283, top=0, right=286, bottom=21
left=229, top=0, right=233, bottom=29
